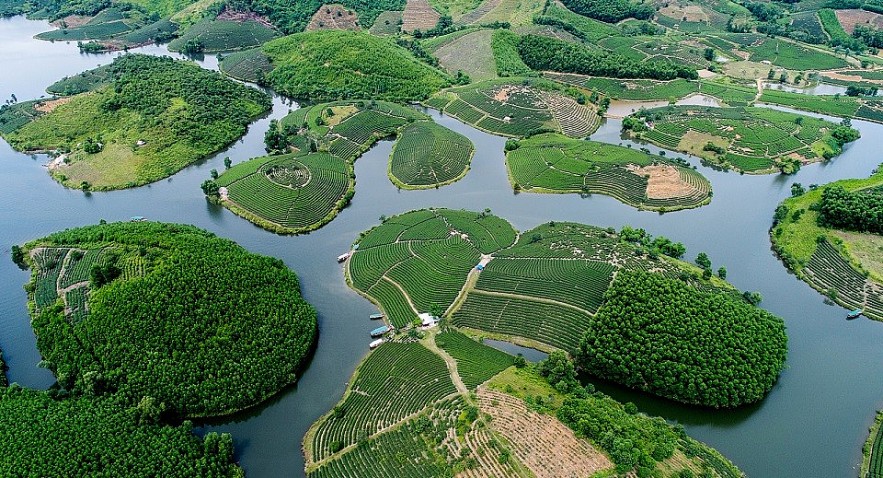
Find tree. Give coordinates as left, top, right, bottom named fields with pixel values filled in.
left=703, top=48, right=715, bottom=61
left=791, top=183, right=805, bottom=197
left=210, top=169, right=218, bottom=180
left=201, top=179, right=220, bottom=197
left=717, top=267, right=727, bottom=280
left=695, top=252, right=711, bottom=271
left=223, top=157, right=232, bottom=169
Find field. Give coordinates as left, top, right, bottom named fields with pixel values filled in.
left=626, top=105, right=852, bottom=173
left=549, top=75, right=700, bottom=101
left=217, top=153, right=351, bottom=235
left=759, top=89, right=862, bottom=118
left=35, top=8, right=136, bottom=41
left=435, top=330, right=514, bottom=388
left=537, top=4, right=619, bottom=42
left=168, top=19, right=280, bottom=52
left=307, top=342, right=457, bottom=462
left=433, top=28, right=497, bottom=81
left=772, top=169, right=883, bottom=321
left=402, top=0, right=440, bottom=32
left=791, top=11, right=826, bottom=40
left=426, top=79, right=600, bottom=138
left=835, top=8, right=883, bottom=34
left=506, top=133, right=712, bottom=211
left=261, top=30, right=451, bottom=102
left=388, top=121, right=474, bottom=189
left=428, top=0, right=482, bottom=20
left=863, top=411, right=883, bottom=478
left=352, top=210, right=726, bottom=351
left=368, top=10, right=402, bottom=35
left=218, top=48, right=274, bottom=83
left=219, top=101, right=437, bottom=233
left=0, top=101, right=43, bottom=135
left=746, top=37, right=848, bottom=71
left=4, top=55, right=270, bottom=191
left=307, top=4, right=360, bottom=30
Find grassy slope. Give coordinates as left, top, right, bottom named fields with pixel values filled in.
left=262, top=30, right=451, bottom=102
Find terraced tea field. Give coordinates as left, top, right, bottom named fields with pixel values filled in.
left=217, top=153, right=350, bottom=235
left=351, top=210, right=720, bottom=351
left=168, top=19, right=279, bottom=53
left=435, top=330, right=514, bottom=388
left=425, top=79, right=600, bottom=138
left=627, top=105, right=851, bottom=173
left=506, top=133, right=711, bottom=211
left=389, top=121, right=474, bottom=189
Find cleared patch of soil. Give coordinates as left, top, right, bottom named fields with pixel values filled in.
left=35, top=97, right=72, bottom=113
left=659, top=4, right=707, bottom=23
left=403, top=0, right=441, bottom=32
left=306, top=4, right=360, bottom=31
left=477, top=388, right=613, bottom=478
left=627, top=164, right=699, bottom=200
left=218, top=9, right=276, bottom=28
left=54, top=15, right=92, bottom=28
left=835, top=9, right=883, bottom=34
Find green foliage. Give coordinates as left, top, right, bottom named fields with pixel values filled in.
left=491, top=29, right=533, bottom=77
left=0, top=100, right=42, bottom=135
left=518, top=35, right=698, bottom=81
left=435, top=330, right=514, bottom=388
left=237, top=0, right=404, bottom=34
left=0, top=388, right=241, bottom=477
left=389, top=121, right=474, bottom=189
left=219, top=48, right=274, bottom=83
left=818, top=184, right=883, bottom=233
left=262, top=30, right=450, bottom=102
left=579, top=271, right=787, bottom=407
left=746, top=36, right=849, bottom=70
left=168, top=19, right=279, bottom=53
left=535, top=4, right=620, bottom=42
left=47, top=64, right=114, bottom=96
left=559, top=0, right=654, bottom=23
left=25, top=222, right=317, bottom=417
left=578, top=77, right=699, bottom=101
left=506, top=133, right=711, bottom=211
left=6, top=54, right=270, bottom=190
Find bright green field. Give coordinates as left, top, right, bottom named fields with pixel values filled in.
left=168, top=19, right=279, bottom=52
left=389, top=121, right=474, bottom=189
left=506, top=133, right=712, bottom=211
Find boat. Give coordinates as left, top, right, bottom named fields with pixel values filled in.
left=336, top=252, right=351, bottom=263
left=130, top=216, right=146, bottom=222
left=370, top=325, right=392, bottom=337
left=369, top=313, right=384, bottom=320
left=847, top=309, right=863, bottom=319
left=369, top=338, right=384, bottom=349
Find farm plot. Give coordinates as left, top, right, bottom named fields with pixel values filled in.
left=36, top=8, right=135, bottom=41
left=626, top=105, right=847, bottom=173
left=368, top=10, right=402, bottom=35
left=307, top=342, right=457, bottom=463
left=219, top=48, right=274, bottom=83
left=425, top=79, right=600, bottom=137
left=746, top=37, right=847, bottom=71
left=168, top=19, right=279, bottom=53
left=865, top=411, right=883, bottom=478
left=433, top=28, right=497, bottom=81
left=402, top=0, right=440, bottom=33
left=506, top=133, right=711, bottom=211
left=389, top=121, right=474, bottom=189
left=435, top=330, right=513, bottom=388
left=217, top=153, right=350, bottom=234
left=307, top=4, right=360, bottom=31
left=549, top=75, right=700, bottom=101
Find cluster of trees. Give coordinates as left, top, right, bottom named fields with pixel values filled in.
left=846, top=84, right=879, bottom=97
left=262, top=31, right=450, bottom=102
left=517, top=35, right=698, bottom=81
left=818, top=185, right=883, bottom=234
left=578, top=271, right=788, bottom=408
left=27, top=222, right=318, bottom=417
left=854, top=25, right=883, bottom=48
left=0, top=388, right=241, bottom=477
left=559, top=0, right=654, bottom=23
left=103, top=54, right=270, bottom=149
left=618, top=226, right=687, bottom=259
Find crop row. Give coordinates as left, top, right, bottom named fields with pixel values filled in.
left=476, top=258, right=613, bottom=313
left=310, top=342, right=456, bottom=462
left=333, top=110, right=407, bottom=145
left=805, top=240, right=867, bottom=311
left=390, top=121, right=473, bottom=187
left=435, top=330, right=514, bottom=388
left=33, top=248, right=68, bottom=310
left=451, top=292, right=591, bottom=352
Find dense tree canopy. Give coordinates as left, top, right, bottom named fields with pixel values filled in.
left=26, top=222, right=317, bottom=417
left=818, top=185, right=883, bottom=234
left=0, top=387, right=242, bottom=477
left=578, top=271, right=787, bottom=408
left=559, top=0, right=654, bottom=23
left=262, top=30, right=450, bottom=102
left=517, top=35, right=698, bottom=81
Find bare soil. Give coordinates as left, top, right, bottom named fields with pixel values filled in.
left=218, top=9, right=276, bottom=29
left=627, top=164, right=699, bottom=200
left=35, top=97, right=72, bottom=113
left=54, top=15, right=92, bottom=28
left=477, top=388, right=613, bottom=478
left=306, top=4, right=360, bottom=31
left=835, top=9, right=883, bottom=34
left=402, top=0, right=441, bottom=32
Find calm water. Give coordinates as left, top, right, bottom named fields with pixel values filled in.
left=3, top=15, right=883, bottom=478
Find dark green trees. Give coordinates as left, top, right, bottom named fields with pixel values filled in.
left=578, top=271, right=787, bottom=408
left=818, top=185, right=883, bottom=234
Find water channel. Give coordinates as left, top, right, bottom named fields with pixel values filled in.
left=3, top=15, right=883, bottom=477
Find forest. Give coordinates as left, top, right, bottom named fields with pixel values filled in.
left=558, top=0, right=654, bottom=23
left=818, top=184, right=883, bottom=234
left=517, top=35, right=698, bottom=80
left=24, top=222, right=317, bottom=418
left=0, top=387, right=242, bottom=477
left=579, top=271, right=788, bottom=408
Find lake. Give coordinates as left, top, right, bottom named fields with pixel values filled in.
left=2, top=15, right=883, bottom=477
